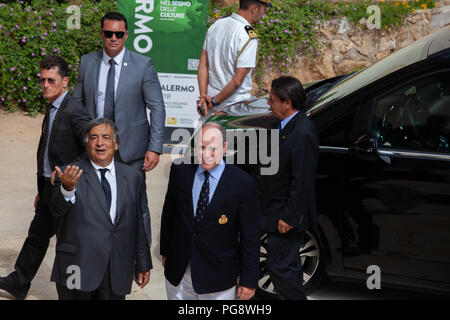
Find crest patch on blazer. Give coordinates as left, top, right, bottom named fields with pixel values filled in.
left=218, top=214, right=228, bottom=224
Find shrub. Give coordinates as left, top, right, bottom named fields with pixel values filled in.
left=0, top=0, right=116, bottom=115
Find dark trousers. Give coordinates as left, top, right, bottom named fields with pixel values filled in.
left=13, top=176, right=56, bottom=285
left=266, top=230, right=307, bottom=300
left=115, top=154, right=152, bottom=246
left=56, top=262, right=125, bottom=300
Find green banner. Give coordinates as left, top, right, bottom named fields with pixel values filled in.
left=118, top=0, right=208, bottom=74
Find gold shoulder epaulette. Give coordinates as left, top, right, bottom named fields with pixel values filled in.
left=245, top=25, right=258, bottom=39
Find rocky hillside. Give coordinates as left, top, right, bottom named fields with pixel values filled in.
left=255, top=0, right=450, bottom=91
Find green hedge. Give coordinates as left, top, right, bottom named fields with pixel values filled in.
left=0, top=0, right=116, bottom=115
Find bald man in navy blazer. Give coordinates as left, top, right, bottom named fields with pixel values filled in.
left=160, top=123, right=260, bottom=300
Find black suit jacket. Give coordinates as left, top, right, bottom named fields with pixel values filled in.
left=160, top=162, right=260, bottom=294
left=49, top=159, right=151, bottom=296
left=259, top=111, right=319, bottom=233
left=36, top=93, right=90, bottom=179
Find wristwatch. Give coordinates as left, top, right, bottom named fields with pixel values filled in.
left=211, top=96, right=218, bottom=107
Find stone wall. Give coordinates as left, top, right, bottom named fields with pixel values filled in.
left=255, top=0, right=450, bottom=92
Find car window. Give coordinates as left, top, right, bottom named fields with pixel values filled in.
left=373, top=71, right=450, bottom=153
left=319, top=108, right=357, bottom=147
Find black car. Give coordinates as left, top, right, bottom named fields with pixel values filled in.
left=198, top=26, right=450, bottom=297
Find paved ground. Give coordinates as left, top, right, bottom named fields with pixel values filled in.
left=0, top=110, right=169, bottom=300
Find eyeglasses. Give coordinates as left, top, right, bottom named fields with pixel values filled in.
left=102, top=30, right=126, bottom=39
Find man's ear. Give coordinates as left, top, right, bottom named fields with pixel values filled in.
left=63, top=76, right=69, bottom=89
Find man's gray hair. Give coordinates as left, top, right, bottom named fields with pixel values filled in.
left=83, top=118, right=120, bottom=145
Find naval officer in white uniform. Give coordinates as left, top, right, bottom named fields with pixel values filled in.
left=197, top=0, right=272, bottom=116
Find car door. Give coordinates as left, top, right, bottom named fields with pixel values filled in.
left=344, top=69, right=450, bottom=290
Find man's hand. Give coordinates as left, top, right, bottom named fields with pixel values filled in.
left=51, top=170, right=57, bottom=185
left=55, top=165, right=83, bottom=191
left=277, top=219, right=294, bottom=234
left=143, top=150, right=160, bottom=172
left=237, top=286, right=255, bottom=300
left=162, top=256, right=166, bottom=268
left=137, top=270, right=150, bottom=288
left=197, top=96, right=212, bottom=116
left=34, top=194, right=40, bottom=210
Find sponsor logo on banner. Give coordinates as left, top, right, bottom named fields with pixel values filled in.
left=167, top=117, right=178, bottom=125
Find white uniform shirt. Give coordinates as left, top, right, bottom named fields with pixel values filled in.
left=203, top=13, right=258, bottom=108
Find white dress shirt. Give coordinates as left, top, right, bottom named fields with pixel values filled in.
left=191, top=160, right=225, bottom=215
left=61, top=160, right=118, bottom=224
left=96, top=48, right=125, bottom=118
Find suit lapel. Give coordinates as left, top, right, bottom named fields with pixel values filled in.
left=208, top=164, right=230, bottom=207
left=114, top=162, right=126, bottom=225
left=47, top=94, right=69, bottom=150
left=92, top=50, right=102, bottom=116
left=280, top=111, right=302, bottom=145
left=115, top=49, right=131, bottom=104
left=187, top=165, right=197, bottom=222
left=84, top=161, right=113, bottom=225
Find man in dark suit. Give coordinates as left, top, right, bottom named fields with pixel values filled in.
left=258, top=76, right=319, bottom=300
left=0, top=56, right=91, bottom=300
left=73, top=12, right=166, bottom=245
left=50, top=118, right=151, bottom=300
left=160, top=122, right=260, bottom=300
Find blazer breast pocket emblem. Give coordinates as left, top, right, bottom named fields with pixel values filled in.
left=218, top=214, right=228, bottom=225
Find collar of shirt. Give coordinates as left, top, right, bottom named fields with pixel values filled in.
left=280, top=110, right=300, bottom=130
left=231, top=12, right=252, bottom=26
left=196, top=159, right=225, bottom=181
left=90, top=159, right=116, bottom=178
left=51, top=90, right=68, bottom=110
left=102, top=47, right=125, bottom=66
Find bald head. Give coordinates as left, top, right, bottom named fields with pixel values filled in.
left=196, top=123, right=227, bottom=171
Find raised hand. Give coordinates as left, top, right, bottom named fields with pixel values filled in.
left=55, top=165, right=83, bottom=191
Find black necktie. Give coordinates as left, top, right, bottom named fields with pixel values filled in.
left=195, top=171, right=210, bottom=225
left=104, top=58, right=115, bottom=120
left=99, top=168, right=112, bottom=215
left=37, top=103, right=53, bottom=176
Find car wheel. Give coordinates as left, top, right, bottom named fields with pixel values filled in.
left=256, top=229, right=324, bottom=299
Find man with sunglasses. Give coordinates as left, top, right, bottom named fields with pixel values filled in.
left=0, top=56, right=90, bottom=299
left=73, top=12, right=165, bottom=249
left=197, top=0, right=271, bottom=116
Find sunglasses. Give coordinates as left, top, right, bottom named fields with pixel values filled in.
left=102, top=30, right=126, bottom=39
left=39, top=77, right=57, bottom=85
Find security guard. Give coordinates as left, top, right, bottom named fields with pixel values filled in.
left=197, top=0, right=272, bottom=116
